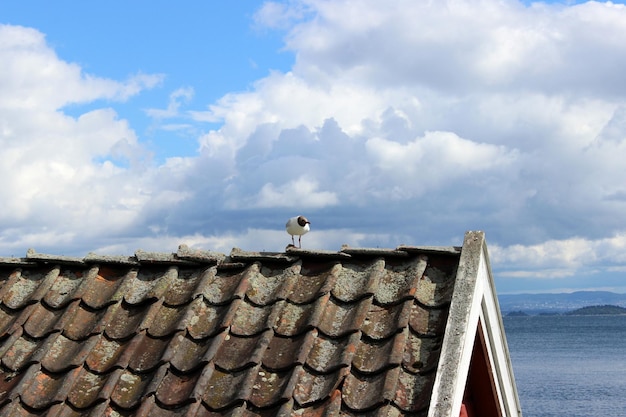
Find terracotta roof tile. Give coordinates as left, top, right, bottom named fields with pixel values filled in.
left=195, top=267, right=249, bottom=305
left=43, top=268, right=87, bottom=309
left=317, top=296, right=371, bottom=337
left=165, top=332, right=224, bottom=373
left=155, top=366, right=203, bottom=407
left=229, top=300, right=273, bottom=336
left=60, top=301, right=108, bottom=341
left=110, top=367, right=161, bottom=410
left=343, top=368, right=399, bottom=410
left=65, top=367, right=111, bottom=409
left=22, top=303, right=65, bottom=338
left=305, top=331, right=359, bottom=373
left=1, top=330, right=45, bottom=371
left=0, top=303, right=29, bottom=336
left=20, top=366, right=82, bottom=410
left=262, top=332, right=312, bottom=371
left=0, top=245, right=462, bottom=415
left=213, top=332, right=268, bottom=371
left=187, top=298, right=234, bottom=339
left=273, top=298, right=325, bottom=337
left=352, top=332, right=404, bottom=374
left=361, top=300, right=412, bottom=340
left=147, top=303, right=189, bottom=337
left=128, top=332, right=171, bottom=372
left=293, top=367, right=347, bottom=406
left=248, top=366, right=295, bottom=408
left=393, top=368, right=436, bottom=412
left=40, top=333, right=94, bottom=373
left=103, top=301, right=154, bottom=340
left=76, top=266, right=128, bottom=309
left=331, top=259, right=384, bottom=302
left=164, top=268, right=208, bottom=306
left=85, top=335, right=132, bottom=373
left=200, top=364, right=257, bottom=410
left=1, top=268, right=57, bottom=310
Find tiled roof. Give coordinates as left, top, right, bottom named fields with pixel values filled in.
left=0, top=243, right=463, bottom=416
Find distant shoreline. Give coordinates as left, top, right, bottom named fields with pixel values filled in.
left=506, top=304, right=626, bottom=317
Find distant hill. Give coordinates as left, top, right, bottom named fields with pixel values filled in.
left=498, top=291, right=626, bottom=315
left=566, top=305, right=626, bottom=316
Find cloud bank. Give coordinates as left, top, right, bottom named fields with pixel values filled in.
left=2, top=1, right=626, bottom=292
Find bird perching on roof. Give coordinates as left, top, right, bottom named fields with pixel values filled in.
left=286, top=216, right=310, bottom=248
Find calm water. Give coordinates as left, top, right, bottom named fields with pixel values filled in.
left=503, top=315, right=626, bottom=417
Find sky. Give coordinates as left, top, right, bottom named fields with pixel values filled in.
left=2, top=0, right=626, bottom=294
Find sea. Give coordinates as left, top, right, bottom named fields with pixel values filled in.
left=503, top=315, right=626, bottom=417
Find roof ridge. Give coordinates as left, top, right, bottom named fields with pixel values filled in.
left=0, top=244, right=462, bottom=268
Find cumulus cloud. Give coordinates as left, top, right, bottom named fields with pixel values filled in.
left=0, top=24, right=164, bottom=254
left=4, top=1, right=626, bottom=292
left=491, top=231, right=626, bottom=278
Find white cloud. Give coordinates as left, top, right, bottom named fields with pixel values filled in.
left=145, top=87, right=194, bottom=119
left=4, top=0, right=626, bottom=293
left=365, top=131, right=518, bottom=190
left=491, top=231, right=626, bottom=278
left=0, top=25, right=164, bottom=254
left=254, top=176, right=339, bottom=208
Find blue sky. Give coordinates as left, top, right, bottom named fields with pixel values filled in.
left=2, top=0, right=626, bottom=294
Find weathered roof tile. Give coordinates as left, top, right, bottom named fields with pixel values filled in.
left=361, top=300, right=412, bottom=340
left=1, top=330, right=45, bottom=372
left=342, top=368, right=399, bottom=411
left=164, top=267, right=209, bottom=306
left=374, top=256, right=428, bottom=305
left=317, top=297, right=371, bottom=337
left=1, top=268, right=57, bottom=310
left=128, top=332, right=171, bottom=372
left=77, top=266, right=129, bottom=309
left=331, top=259, right=384, bottom=302
left=85, top=335, right=132, bottom=373
left=40, top=333, right=95, bottom=373
left=65, top=367, right=111, bottom=409
left=262, top=332, right=312, bottom=371
left=273, top=298, right=325, bottom=337
left=22, top=302, right=65, bottom=338
left=213, top=332, right=269, bottom=371
left=147, top=304, right=188, bottom=337
left=195, top=267, right=249, bottom=305
left=393, top=368, right=435, bottom=412
left=60, top=301, right=108, bottom=341
left=110, top=367, right=161, bottom=410
left=200, top=365, right=257, bottom=410
left=20, top=366, right=81, bottom=410
left=292, top=367, right=346, bottom=406
left=287, top=261, right=339, bottom=303
left=43, top=268, right=88, bottom=309
left=248, top=366, right=295, bottom=408
left=155, top=366, right=203, bottom=407
left=186, top=298, right=233, bottom=339
left=352, top=332, right=404, bottom=374
left=229, top=300, right=273, bottom=336
left=0, top=303, right=30, bottom=337
left=0, top=244, right=468, bottom=416
left=103, top=301, right=154, bottom=340
left=165, top=332, right=224, bottom=373
left=245, top=263, right=299, bottom=305
left=305, top=331, right=359, bottom=373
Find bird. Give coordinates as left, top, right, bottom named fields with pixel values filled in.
left=286, top=215, right=310, bottom=248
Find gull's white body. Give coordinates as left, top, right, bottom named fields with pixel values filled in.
left=286, top=216, right=310, bottom=247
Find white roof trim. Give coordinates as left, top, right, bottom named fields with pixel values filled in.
left=428, top=231, right=523, bottom=417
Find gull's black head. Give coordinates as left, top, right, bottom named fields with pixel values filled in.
left=297, top=216, right=310, bottom=226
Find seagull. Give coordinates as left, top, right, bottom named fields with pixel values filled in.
left=286, top=215, right=310, bottom=248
